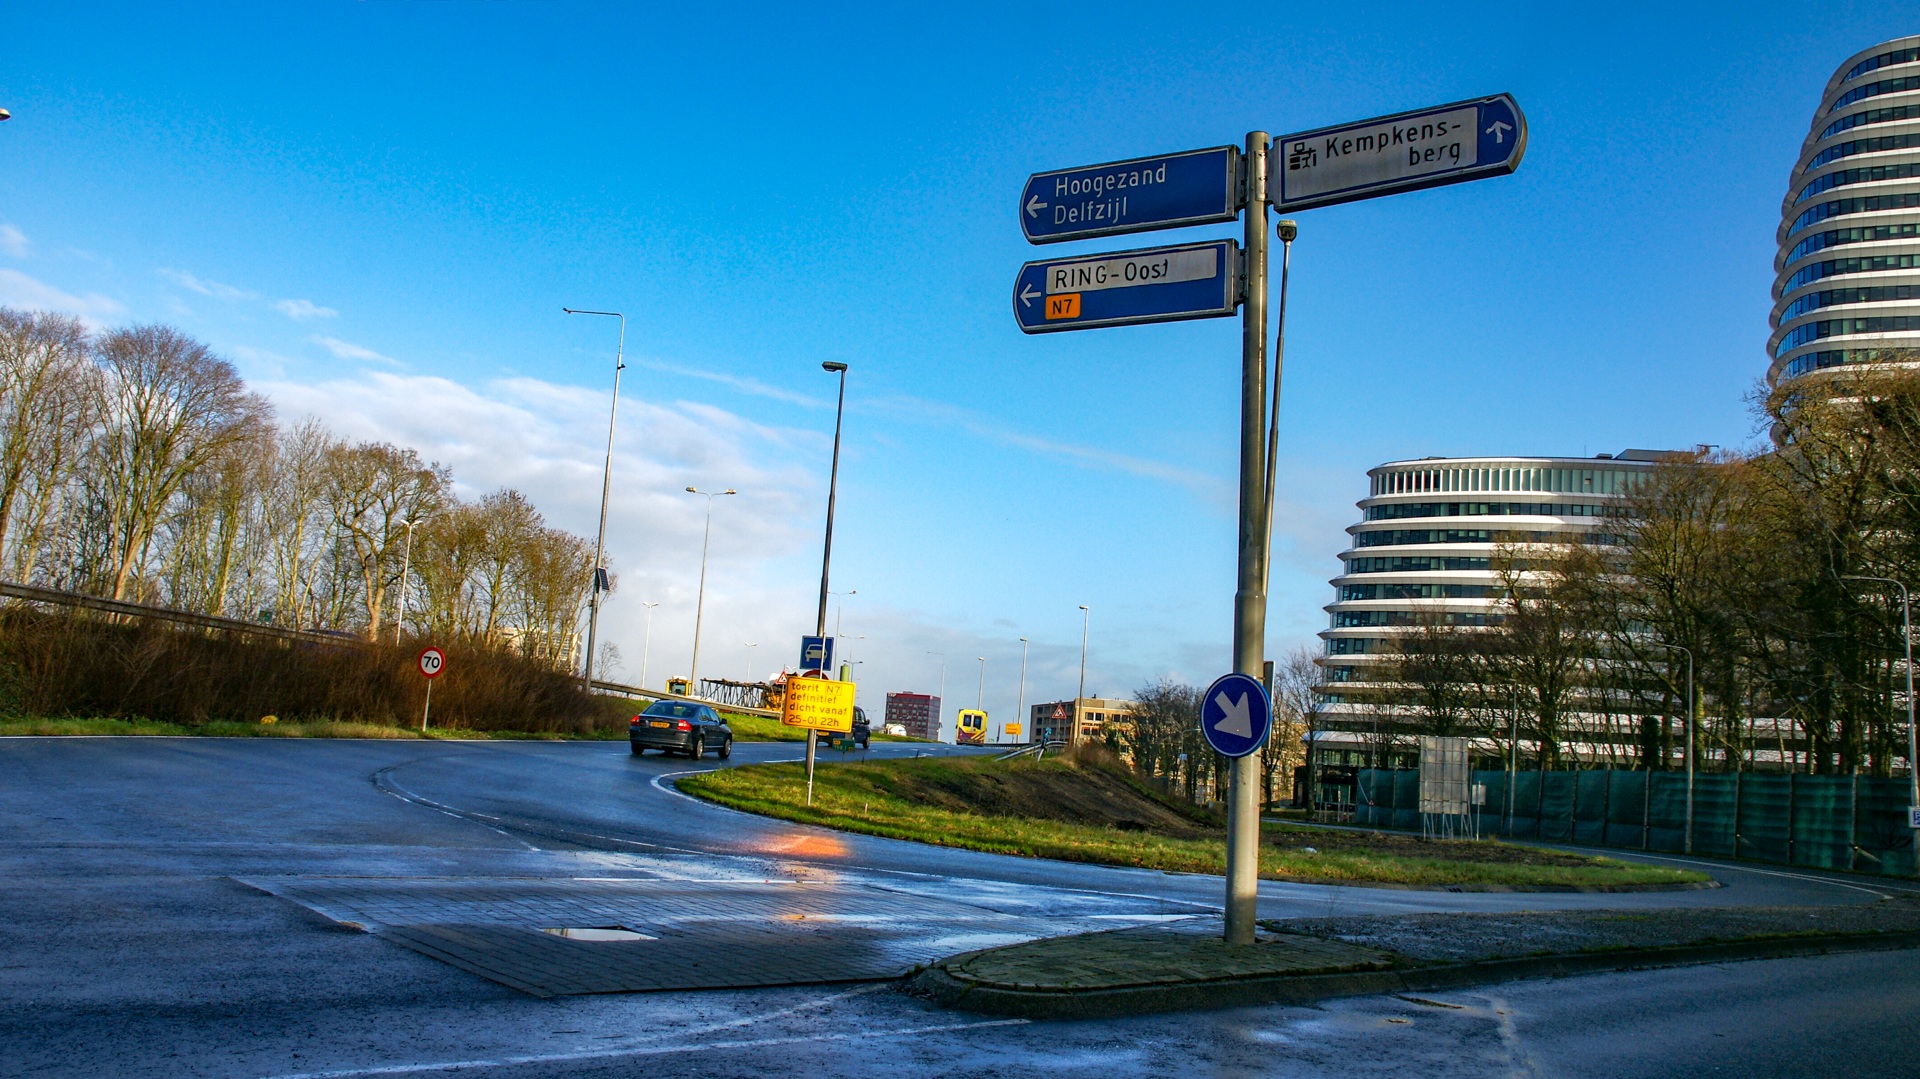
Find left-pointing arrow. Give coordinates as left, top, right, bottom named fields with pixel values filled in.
left=1019, top=283, right=1042, bottom=307
left=1025, top=194, right=1046, bottom=219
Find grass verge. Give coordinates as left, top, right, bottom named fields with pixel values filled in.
left=677, top=755, right=1711, bottom=889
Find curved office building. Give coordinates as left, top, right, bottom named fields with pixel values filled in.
left=1770, top=35, right=1920, bottom=385
left=1312, top=454, right=1660, bottom=785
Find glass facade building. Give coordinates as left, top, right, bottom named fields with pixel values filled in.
left=1771, top=37, right=1920, bottom=384
left=1311, top=454, right=1662, bottom=784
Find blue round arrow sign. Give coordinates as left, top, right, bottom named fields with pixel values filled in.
left=1200, top=672, right=1271, bottom=758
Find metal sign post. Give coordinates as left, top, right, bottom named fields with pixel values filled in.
left=417, top=646, right=446, bottom=731
left=1225, top=131, right=1270, bottom=946
left=1011, top=95, right=1525, bottom=946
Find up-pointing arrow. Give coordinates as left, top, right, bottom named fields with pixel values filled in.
left=1019, top=283, right=1042, bottom=307
left=1211, top=690, right=1252, bottom=738
left=1025, top=194, right=1047, bottom=219
left=1485, top=120, right=1513, bottom=144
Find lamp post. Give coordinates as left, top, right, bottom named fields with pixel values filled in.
left=829, top=589, right=857, bottom=640
left=744, top=642, right=758, bottom=683
left=391, top=512, right=443, bottom=645
left=1260, top=220, right=1296, bottom=597
left=1076, top=605, right=1090, bottom=744
left=1843, top=575, right=1917, bottom=872
left=640, top=602, right=659, bottom=687
left=926, top=651, right=946, bottom=740
left=1647, top=641, right=1695, bottom=854
left=1017, top=638, right=1029, bottom=746
left=805, top=360, right=850, bottom=805
left=684, top=487, right=735, bottom=689
left=563, top=307, right=625, bottom=691
left=976, top=656, right=986, bottom=710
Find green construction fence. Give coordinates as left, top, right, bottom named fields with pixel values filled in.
left=1352, top=767, right=1917, bottom=877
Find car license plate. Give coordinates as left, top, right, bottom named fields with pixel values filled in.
left=650, top=720, right=671, bottom=728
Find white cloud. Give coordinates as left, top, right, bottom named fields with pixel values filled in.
left=875, top=393, right=1233, bottom=507
left=311, top=335, right=402, bottom=367
left=638, top=359, right=829, bottom=409
left=0, top=225, right=28, bottom=258
left=275, top=298, right=338, bottom=321
left=156, top=267, right=255, bottom=303
left=0, top=268, right=125, bottom=326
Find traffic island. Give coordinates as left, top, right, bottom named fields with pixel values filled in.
left=910, top=903, right=1920, bottom=1020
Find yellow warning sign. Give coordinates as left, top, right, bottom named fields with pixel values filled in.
left=781, top=675, right=856, bottom=732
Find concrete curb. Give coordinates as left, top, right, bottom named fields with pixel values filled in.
left=1258, top=876, right=1722, bottom=893
left=908, top=929, right=1920, bottom=1020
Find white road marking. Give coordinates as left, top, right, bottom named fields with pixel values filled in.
left=259, top=1018, right=1031, bottom=1078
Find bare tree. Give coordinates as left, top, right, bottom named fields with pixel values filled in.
left=322, top=441, right=449, bottom=640
left=91, top=325, right=271, bottom=601
left=0, top=309, right=97, bottom=579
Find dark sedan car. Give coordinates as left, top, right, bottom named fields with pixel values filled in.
left=814, top=705, right=870, bottom=749
left=630, top=701, right=732, bottom=759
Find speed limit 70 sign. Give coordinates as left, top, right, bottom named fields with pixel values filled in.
left=418, top=647, right=446, bottom=679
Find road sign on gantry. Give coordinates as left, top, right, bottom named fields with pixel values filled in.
left=1021, top=146, right=1240, bottom=244
left=781, top=673, right=856, bottom=732
left=1272, top=94, right=1526, bottom=213
left=1200, top=672, right=1270, bottom=758
left=1013, top=239, right=1237, bottom=334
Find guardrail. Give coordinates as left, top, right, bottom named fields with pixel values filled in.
left=587, top=678, right=781, bottom=719
left=0, top=580, right=358, bottom=646
left=993, top=740, right=1067, bottom=762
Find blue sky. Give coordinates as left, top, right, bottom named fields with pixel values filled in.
left=2, top=3, right=1914, bottom=736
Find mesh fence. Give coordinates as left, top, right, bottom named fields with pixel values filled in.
left=1353, top=766, right=1918, bottom=877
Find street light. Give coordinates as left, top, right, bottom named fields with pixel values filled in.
left=1017, top=638, right=1029, bottom=746
left=1076, top=605, right=1090, bottom=743
left=829, top=589, right=857, bottom=641
left=640, top=602, right=659, bottom=687
left=685, top=486, right=736, bottom=689
left=563, top=307, right=625, bottom=691
left=1260, top=219, right=1296, bottom=597
left=391, top=512, right=444, bottom=645
left=1843, top=575, right=1917, bottom=871
left=1646, top=640, right=1695, bottom=854
left=927, top=651, right=946, bottom=740
left=744, top=642, right=758, bottom=682
left=804, top=359, right=851, bottom=805
left=976, top=656, right=986, bottom=710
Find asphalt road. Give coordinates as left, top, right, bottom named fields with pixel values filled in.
left=3, top=735, right=1917, bottom=1078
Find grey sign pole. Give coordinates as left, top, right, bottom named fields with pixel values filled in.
left=1225, top=131, right=1270, bottom=946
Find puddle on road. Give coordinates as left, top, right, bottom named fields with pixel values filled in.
left=542, top=927, right=658, bottom=942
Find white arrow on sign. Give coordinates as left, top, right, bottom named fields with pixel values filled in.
left=1025, top=194, right=1047, bottom=219
left=1211, top=689, right=1251, bottom=738
left=1486, top=120, right=1512, bottom=143
left=1019, top=283, right=1042, bottom=307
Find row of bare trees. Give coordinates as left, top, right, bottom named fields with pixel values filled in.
left=1119, top=663, right=1310, bottom=808
left=0, top=308, right=596, bottom=666
left=1347, top=357, right=1920, bottom=778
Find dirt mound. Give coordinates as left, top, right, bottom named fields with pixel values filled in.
left=852, top=747, right=1224, bottom=840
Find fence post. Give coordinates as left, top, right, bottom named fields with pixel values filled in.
left=1642, top=763, right=1651, bottom=850
left=1732, top=769, right=1743, bottom=859
left=1787, top=771, right=1797, bottom=866
left=1848, top=771, right=1859, bottom=873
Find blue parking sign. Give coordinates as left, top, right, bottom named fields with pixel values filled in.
left=800, top=636, right=833, bottom=672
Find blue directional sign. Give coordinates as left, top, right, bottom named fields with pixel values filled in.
left=1273, top=94, right=1527, bottom=213
left=1200, top=672, right=1271, bottom=759
left=1012, top=240, right=1237, bottom=335
left=1021, top=146, right=1240, bottom=244
left=799, top=636, right=833, bottom=672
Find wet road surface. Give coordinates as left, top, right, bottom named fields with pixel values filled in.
left=3, top=736, right=1915, bottom=1077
